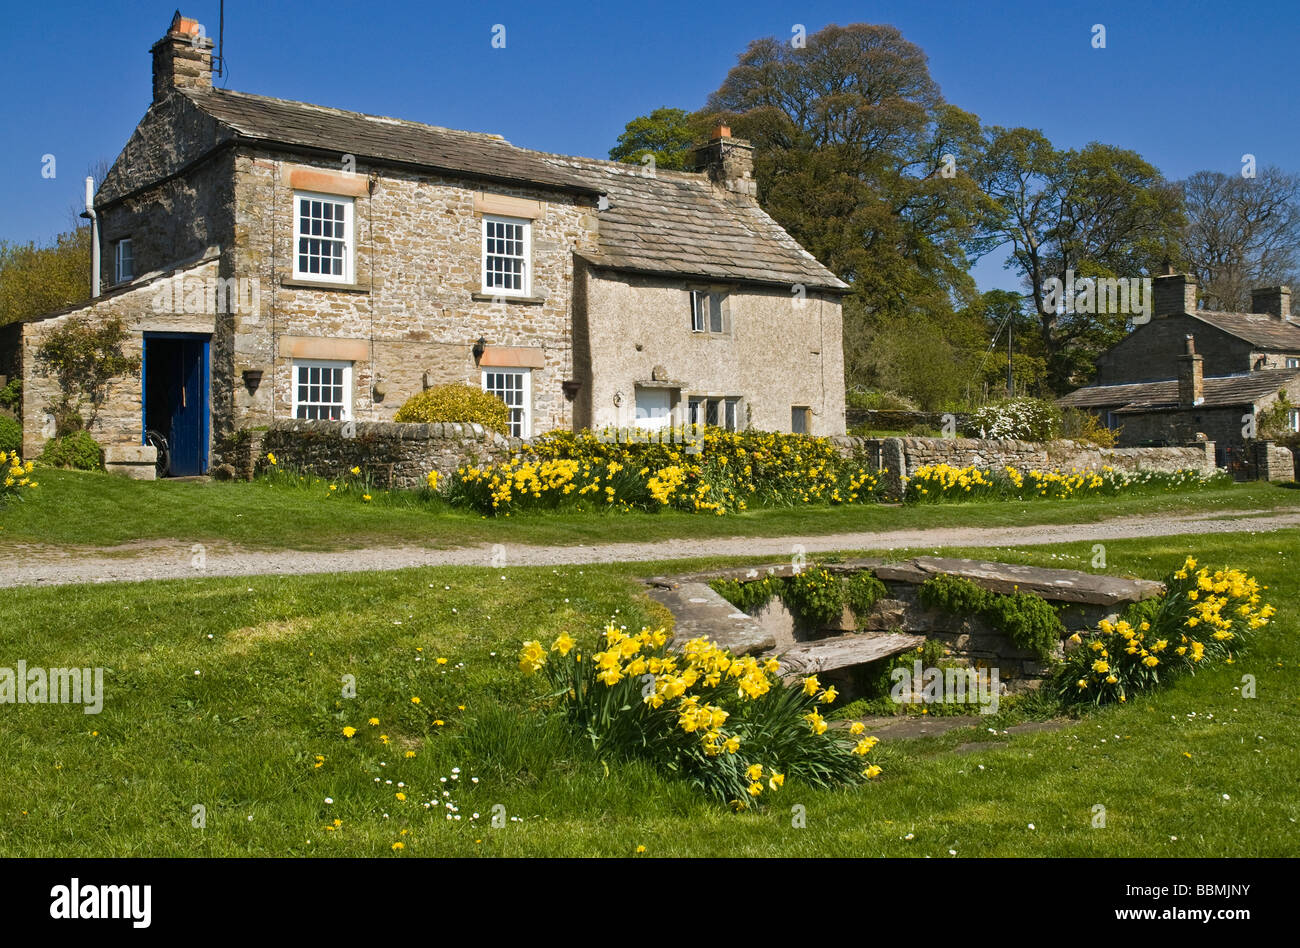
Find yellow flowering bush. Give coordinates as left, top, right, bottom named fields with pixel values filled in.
left=0, top=450, right=39, bottom=503
left=1057, top=557, right=1272, bottom=706
left=519, top=624, right=881, bottom=807
left=447, top=427, right=882, bottom=515
left=904, top=464, right=1229, bottom=503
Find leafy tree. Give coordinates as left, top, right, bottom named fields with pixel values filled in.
left=0, top=228, right=91, bottom=327
left=1178, top=167, right=1300, bottom=314
left=33, top=316, right=139, bottom=435
left=701, top=24, right=989, bottom=326
left=609, top=108, right=700, bottom=171
left=971, top=128, right=1184, bottom=391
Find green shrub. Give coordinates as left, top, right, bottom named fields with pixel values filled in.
left=1060, top=407, right=1120, bottom=447
left=784, top=567, right=846, bottom=626
left=0, top=379, right=20, bottom=412
left=38, top=431, right=102, bottom=470
left=709, top=576, right=782, bottom=613
left=918, top=573, right=1063, bottom=660
left=983, top=591, right=1066, bottom=657
left=917, top=573, right=993, bottom=616
left=393, top=384, right=511, bottom=434
left=845, top=571, right=888, bottom=619
left=0, top=416, right=20, bottom=454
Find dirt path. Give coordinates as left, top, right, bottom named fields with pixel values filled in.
left=4, top=508, right=1299, bottom=589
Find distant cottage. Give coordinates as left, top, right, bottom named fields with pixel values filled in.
left=1060, top=272, right=1300, bottom=468
left=1, top=12, right=847, bottom=476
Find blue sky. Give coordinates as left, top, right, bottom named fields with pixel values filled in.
left=2, top=0, right=1297, bottom=291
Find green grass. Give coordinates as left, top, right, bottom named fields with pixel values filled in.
left=1, top=530, right=1297, bottom=856
left=4, top=467, right=1299, bottom=553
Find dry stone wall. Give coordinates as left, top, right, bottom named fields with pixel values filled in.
left=236, top=419, right=516, bottom=489
left=833, top=435, right=1216, bottom=492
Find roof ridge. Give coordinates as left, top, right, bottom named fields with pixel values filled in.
left=185, top=87, right=512, bottom=144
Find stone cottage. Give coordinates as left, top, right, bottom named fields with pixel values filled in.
left=2, top=12, right=847, bottom=476
left=1060, top=272, right=1300, bottom=467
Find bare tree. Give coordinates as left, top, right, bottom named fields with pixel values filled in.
left=1179, top=167, right=1300, bottom=314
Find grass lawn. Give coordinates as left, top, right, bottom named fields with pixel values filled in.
left=3, top=467, right=1299, bottom=553
left=1, top=529, right=1296, bottom=857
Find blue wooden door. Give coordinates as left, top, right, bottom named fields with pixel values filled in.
left=143, top=334, right=209, bottom=476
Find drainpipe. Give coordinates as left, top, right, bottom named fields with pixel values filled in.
left=79, top=176, right=100, bottom=297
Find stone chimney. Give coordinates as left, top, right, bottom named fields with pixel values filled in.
left=1177, top=334, right=1204, bottom=407
left=1153, top=272, right=1197, bottom=318
left=693, top=125, right=757, bottom=199
left=152, top=11, right=213, bottom=102
left=1251, top=286, right=1292, bottom=321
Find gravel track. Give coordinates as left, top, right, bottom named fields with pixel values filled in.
left=4, top=509, right=1299, bottom=589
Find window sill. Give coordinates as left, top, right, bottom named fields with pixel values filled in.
left=472, top=292, right=547, bottom=305
left=281, top=277, right=373, bottom=293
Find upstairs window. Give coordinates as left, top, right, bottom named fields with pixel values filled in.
left=294, top=192, right=354, bottom=283
left=482, top=216, right=530, bottom=296
left=1287, top=357, right=1300, bottom=369
left=113, top=239, right=133, bottom=283
left=690, top=289, right=727, bottom=333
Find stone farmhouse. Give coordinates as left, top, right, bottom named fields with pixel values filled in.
left=1060, top=272, right=1300, bottom=466
left=2, top=12, right=847, bottom=476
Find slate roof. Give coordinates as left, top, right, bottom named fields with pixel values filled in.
left=1059, top=369, right=1300, bottom=412
left=546, top=155, right=848, bottom=291
left=182, top=88, right=597, bottom=195
left=1188, top=310, right=1300, bottom=351
left=180, top=88, right=847, bottom=291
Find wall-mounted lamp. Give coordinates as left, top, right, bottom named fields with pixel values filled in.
left=242, top=369, right=264, bottom=394
left=472, top=337, right=487, bottom=361
left=561, top=380, right=581, bottom=400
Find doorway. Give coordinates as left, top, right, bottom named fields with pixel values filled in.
left=143, top=333, right=210, bottom=477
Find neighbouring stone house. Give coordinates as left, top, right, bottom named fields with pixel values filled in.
left=1, top=12, right=847, bottom=476
left=1059, top=272, right=1300, bottom=467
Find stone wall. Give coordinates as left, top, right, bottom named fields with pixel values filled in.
left=230, top=150, right=599, bottom=441
left=246, top=419, right=516, bottom=489
left=832, top=435, right=1216, bottom=492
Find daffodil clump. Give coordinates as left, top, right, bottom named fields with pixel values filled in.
left=519, top=624, right=881, bottom=807
left=259, top=452, right=380, bottom=502
left=904, top=463, right=1229, bottom=503
left=1056, top=557, right=1272, bottom=706
left=0, top=450, right=38, bottom=503
left=445, top=427, right=882, bottom=515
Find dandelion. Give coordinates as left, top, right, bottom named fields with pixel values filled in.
left=342, top=726, right=357, bottom=738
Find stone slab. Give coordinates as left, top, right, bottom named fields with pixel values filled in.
left=874, top=556, right=1163, bottom=606
left=646, top=582, right=775, bottom=656
left=775, top=632, right=925, bottom=676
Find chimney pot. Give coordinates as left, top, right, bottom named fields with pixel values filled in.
left=1251, top=286, right=1292, bottom=321
left=151, top=11, right=213, bottom=103
left=693, top=132, right=755, bottom=199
